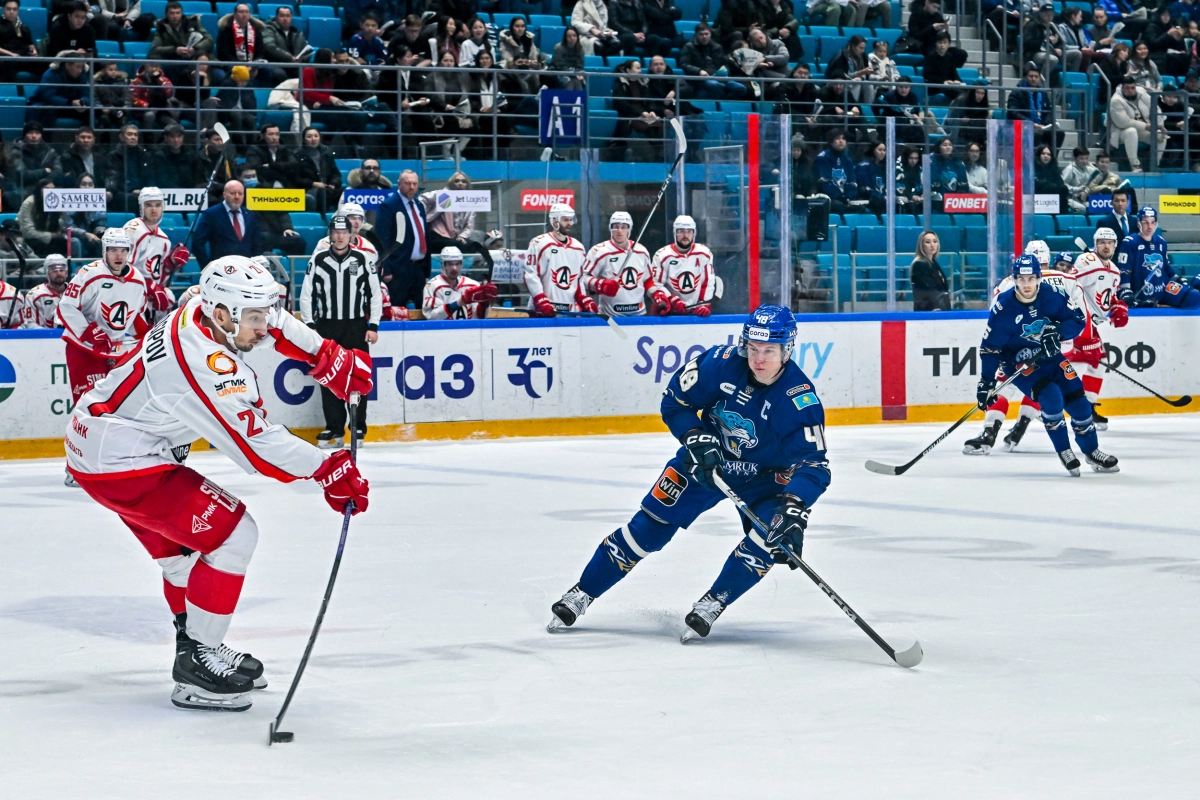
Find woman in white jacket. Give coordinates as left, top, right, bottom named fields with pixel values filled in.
left=572, top=0, right=621, bottom=56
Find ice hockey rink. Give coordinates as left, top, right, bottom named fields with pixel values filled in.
left=2, top=415, right=1198, bottom=798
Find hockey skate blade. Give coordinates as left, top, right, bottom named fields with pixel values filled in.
left=268, top=722, right=294, bottom=745
left=546, top=616, right=570, bottom=633
left=171, top=682, right=252, bottom=712
left=893, top=640, right=924, bottom=669
left=1003, top=441, right=1018, bottom=452
left=680, top=628, right=703, bottom=644
left=962, top=445, right=991, bottom=456
left=864, top=460, right=899, bottom=475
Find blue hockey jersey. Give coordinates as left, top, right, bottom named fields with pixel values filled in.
left=661, top=345, right=831, bottom=507
left=1117, top=232, right=1176, bottom=306
left=979, top=282, right=1087, bottom=377
left=816, top=148, right=858, bottom=202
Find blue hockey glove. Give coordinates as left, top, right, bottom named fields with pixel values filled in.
left=976, top=375, right=997, bottom=409
left=765, top=495, right=809, bottom=569
left=1116, top=286, right=1133, bottom=305
left=681, top=428, right=724, bottom=490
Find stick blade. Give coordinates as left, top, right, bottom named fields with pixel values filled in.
left=864, top=459, right=900, bottom=475
left=213, top=122, right=231, bottom=144
left=669, top=116, right=686, bottom=153
left=894, top=640, right=924, bottom=669
left=268, top=722, right=294, bottom=745
left=1171, top=395, right=1193, bottom=407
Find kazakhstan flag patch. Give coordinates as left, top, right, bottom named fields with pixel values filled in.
left=792, top=392, right=819, bottom=410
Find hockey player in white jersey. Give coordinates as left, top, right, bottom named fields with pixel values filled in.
left=524, top=203, right=594, bottom=317
left=423, top=246, right=498, bottom=320
left=0, top=273, right=22, bottom=328
left=21, top=254, right=69, bottom=328
left=315, top=202, right=378, bottom=263
left=125, top=187, right=190, bottom=318
left=1068, top=227, right=1128, bottom=428
left=65, top=256, right=372, bottom=712
left=652, top=215, right=717, bottom=316
left=582, top=211, right=668, bottom=316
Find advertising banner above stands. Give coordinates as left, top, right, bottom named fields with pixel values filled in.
left=245, top=189, right=306, bottom=210
left=1158, top=195, right=1200, bottom=214
left=42, top=188, right=106, bottom=213
left=339, top=188, right=392, bottom=208
left=159, top=188, right=209, bottom=212
left=0, top=314, right=1196, bottom=454
left=942, top=194, right=988, bottom=213
left=519, top=190, right=575, bottom=211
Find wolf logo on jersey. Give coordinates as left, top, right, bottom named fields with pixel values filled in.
left=709, top=401, right=759, bottom=457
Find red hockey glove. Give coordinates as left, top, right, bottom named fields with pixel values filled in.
left=578, top=295, right=598, bottom=313
left=147, top=281, right=173, bottom=312
left=532, top=293, right=557, bottom=317
left=1108, top=299, right=1129, bottom=328
left=81, top=322, right=112, bottom=354
left=460, top=282, right=498, bottom=305
left=650, top=291, right=670, bottom=316
left=1071, top=333, right=1104, bottom=369
left=311, top=340, right=373, bottom=401
left=164, top=244, right=190, bottom=274
left=669, top=295, right=688, bottom=315
left=691, top=303, right=711, bottom=317
left=592, top=278, right=620, bottom=297
left=380, top=305, right=406, bottom=321
left=313, top=450, right=369, bottom=515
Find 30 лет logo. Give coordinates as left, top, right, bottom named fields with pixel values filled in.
left=508, top=348, right=554, bottom=399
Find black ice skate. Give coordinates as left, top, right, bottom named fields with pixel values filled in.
left=316, top=430, right=344, bottom=450
left=548, top=583, right=593, bottom=632
left=1084, top=449, right=1120, bottom=473
left=174, top=613, right=266, bottom=688
left=1002, top=416, right=1033, bottom=451
left=1058, top=449, right=1082, bottom=477
left=681, top=593, right=727, bottom=644
left=963, top=420, right=1002, bottom=455
left=1092, top=406, right=1109, bottom=431
left=171, top=636, right=254, bottom=711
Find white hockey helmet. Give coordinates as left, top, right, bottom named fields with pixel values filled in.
left=439, top=245, right=464, bottom=264
left=339, top=201, right=365, bottom=219
left=548, top=202, right=574, bottom=229
left=673, top=215, right=697, bottom=232
left=199, top=256, right=280, bottom=331
left=44, top=253, right=69, bottom=272
left=1024, top=239, right=1050, bottom=268
left=139, top=186, right=165, bottom=207
left=101, top=228, right=132, bottom=252
left=610, top=211, right=633, bottom=229
left=1094, top=227, right=1119, bottom=243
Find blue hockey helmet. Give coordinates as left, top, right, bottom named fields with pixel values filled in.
left=1052, top=251, right=1075, bottom=269
left=739, top=304, right=797, bottom=358
left=1137, top=205, right=1158, bottom=221
left=1012, top=254, right=1041, bottom=277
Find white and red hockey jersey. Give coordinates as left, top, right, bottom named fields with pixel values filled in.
left=1072, top=253, right=1122, bottom=328
left=124, top=217, right=173, bottom=284
left=56, top=260, right=150, bottom=354
left=995, top=268, right=1094, bottom=345
left=0, top=281, right=23, bottom=328
left=21, top=283, right=65, bottom=329
left=65, top=296, right=326, bottom=481
left=652, top=243, right=717, bottom=308
left=422, top=274, right=487, bottom=319
left=524, top=232, right=587, bottom=312
left=582, top=239, right=659, bottom=316
left=316, top=234, right=379, bottom=265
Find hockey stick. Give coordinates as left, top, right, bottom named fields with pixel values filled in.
left=498, top=306, right=630, bottom=338
left=269, top=391, right=361, bottom=746
left=3, top=236, right=27, bottom=328
left=711, top=473, right=923, bottom=668
left=1101, top=359, right=1192, bottom=407
left=180, top=122, right=231, bottom=250
left=865, top=364, right=1029, bottom=476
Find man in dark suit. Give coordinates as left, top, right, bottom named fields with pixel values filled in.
left=375, top=169, right=429, bottom=308
left=1095, top=187, right=1135, bottom=240
left=193, top=179, right=260, bottom=266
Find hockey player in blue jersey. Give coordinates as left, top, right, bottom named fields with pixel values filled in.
left=1117, top=206, right=1200, bottom=309
left=979, top=255, right=1119, bottom=476
left=548, top=305, right=831, bottom=643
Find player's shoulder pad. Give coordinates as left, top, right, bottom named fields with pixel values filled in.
left=693, top=243, right=714, bottom=257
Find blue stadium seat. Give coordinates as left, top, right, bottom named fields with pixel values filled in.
left=806, top=25, right=839, bottom=39
left=296, top=227, right=326, bottom=252
left=856, top=227, right=887, bottom=252
left=588, top=109, right=618, bottom=142
left=952, top=214, right=986, bottom=226
left=798, top=35, right=819, bottom=60
left=215, top=2, right=240, bottom=14
left=0, top=97, right=26, bottom=138
left=96, top=40, right=122, bottom=57
left=539, top=24, right=565, bottom=48
left=676, top=0, right=704, bottom=20
left=1032, top=215, right=1055, bottom=237
left=24, top=6, right=48, bottom=40
left=894, top=53, right=925, bottom=67
left=896, top=65, right=915, bottom=77
left=677, top=20, right=698, bottom=40
left=964, top=227, right=988, bottom=251
left=306, top=17, right=341, bottom=50
left=201, top=13, right=219, bottom=36
left=291, top=212, right=325, bottom=227
left=160, top=213, right=186, bottom=227
left=0, top=85, right=16, bottom=97
left=108, top=213, right=136, bottom=227
left=528, top=14, right=562, bottom=28
left=180, top=1, right=212, bottom=14
left=931, top=227, right=963, bottom=250
left=873, top=28, right=901, bottom=49
left=583, top=55, right=606, bottom=68
left=125, top=41, right=152, bottom=59
left=491, top=12, right=524, bottom=28
left=299, top=4, right=336, bottom=16
left=958, top=67, right=979, bottom=82
left=844, top=213, right=880, bottom=227
left=894, top=225, right=923, bottom=252
left=1045, top=235, right=1075, bottom=252
left=842, top=27, right=872, bottom=40
left=142, top=0, right=168, bottom=18
left=1056, top=214, right=1087, bottom=233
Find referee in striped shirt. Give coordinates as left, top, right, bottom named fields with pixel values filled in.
left=300, top=215, right=383, bottom=448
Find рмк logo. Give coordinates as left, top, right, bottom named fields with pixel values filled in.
left=0, top=354, right=16, bottom=403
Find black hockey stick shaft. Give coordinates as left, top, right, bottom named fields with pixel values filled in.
left=1102, top=359, right=1192, bottom=407
left=269, top=393, right=361, bottom=745
left=4, top=236, right=27, bottom=328
left=711, top=474, right=922, bottom=668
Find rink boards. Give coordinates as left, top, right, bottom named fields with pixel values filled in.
left=0, top=310, right=1197, bottom=458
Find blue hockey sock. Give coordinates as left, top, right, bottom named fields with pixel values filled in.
left=579, top=513, right=677, bottom=598
left=707, top=538, right=774, bottom=607
left=1067, top=398, right=1099, bottom=453
left=1042, top=410, right=1072, bottom=452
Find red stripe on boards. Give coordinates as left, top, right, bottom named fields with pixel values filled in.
left=880, top=320, right=907, bottom=420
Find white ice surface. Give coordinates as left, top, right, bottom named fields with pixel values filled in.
left=3, top=416, right=1199, bottom=798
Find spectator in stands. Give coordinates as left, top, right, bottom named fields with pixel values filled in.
left=64, top=172, right=105, bottom=257
left=984, top=0, right=1021, bottom=54
left=193, top=179, right=258, bottom=264
left=946, top=82, right=990, bottom=150
left=153, top=123, right=204, bottom=188
left=679, top=24, right=747, bottom=99
left=910, top=231, right=950, bottom=311
left=1126, top=40, right=1163, bottom=90
left=1007, top=64, right=1062, bottom=148
left=47, top=1, right=95, bottom=56
left=302, top=48, right=369, bottom=137
left=262, top=5, right=309, bottom=84
left=611, top=59, right=667, bottom=158
left=349, top=13, right=388, bottom=65
left=808, top=0, right=853, bottom=29
left=244, top=123, right=296, bottom=188
left=93, top=62, right=132, bottom=131
left=1096, top=40, right=1130, bottom=107
left=816, top=129, right=858, bottom=214
left=1089, top=7, right=1117, bottom=53
left=855, top=140, right=888, bottom=215
left=18, top=178, right=70, bottom=257
left=868, top=39, right=899, bottom=86
left=1058, top=7, right=1094, bottom=74
left=151, top=2, right=214, bottom=89
left=646, top=54, right=697, bottom=120
left=908, top=0, right=950, bottom=55
left=897, top=146, right=924, bottom=210
left=1097, top=0, right=1147, bottom=42
left=877, top=76, right=930, bottom=145
left=391, top=14, right=434, bottom=66
left=1061, top=146, right=1096, bottom=211
left=60, top=126, right=109, bottom=195
left=93, top=0, right=152, bottom=43
left=548, top=26, right=586, bottom=90
left=107, top=124, right=154, bottom=214
left=434, top=16, right=461, bottom=64
left=349, top=158, right=391, bottom=191
left=376, top=169, right=430, bottom=307
left=413, top=49, right=473, bottom=155
left=746, top=26, right=791, bottom=92
left=777, top=63, right=820, bottom=134
left=295, top=126, right=342, bottom=213
left=1146, top=8, right=1191, bottom=77
left=342, top=0, right=402, bottom=35
left=131, top=61, right=179, bottom=130
left=457, top=16, right=491, bottom=66
left=1087, top=152, right=1122, bottom=195
left=499, top=16, right=547, bottom=97
left=855, top=0, right=891, bottom=29
left=236, top=165, right=306, bottom=257
left=716, top=0, right=765, bottom=47
left=197, top=125, right=237, bottom=206
left=1033, top=143, right=1070, bottom=210
left=417, top=171, right=494, bottom=270
left=202, top=65, right=256, bottom=141
left=1023, top=3, right=1064, bottom=82
left=1157, top=90, right=1190, bottom=167
left=644, top=0, right=683, bottom=55
left=825, top=35, right=872, bottom=102
left=923, top=31, right=967, bottom=102
left=0, top=0, right=35, bottom=82
left=1172, top=0, right=1200, bottom=25
left=12, top=123, right=61, bottom=197
left=963, top=142, right=987, bottom=193
left=466, top=49, right=507, bottom=160
left=28, top=53, right=91, bottom=128
left=377, top=43, right=429, bottom=155
left=217, top=3, right=265, bottom=70
left=930, top=136, right=967, bottom=211
left=572, top=0, right=622, bottom=57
